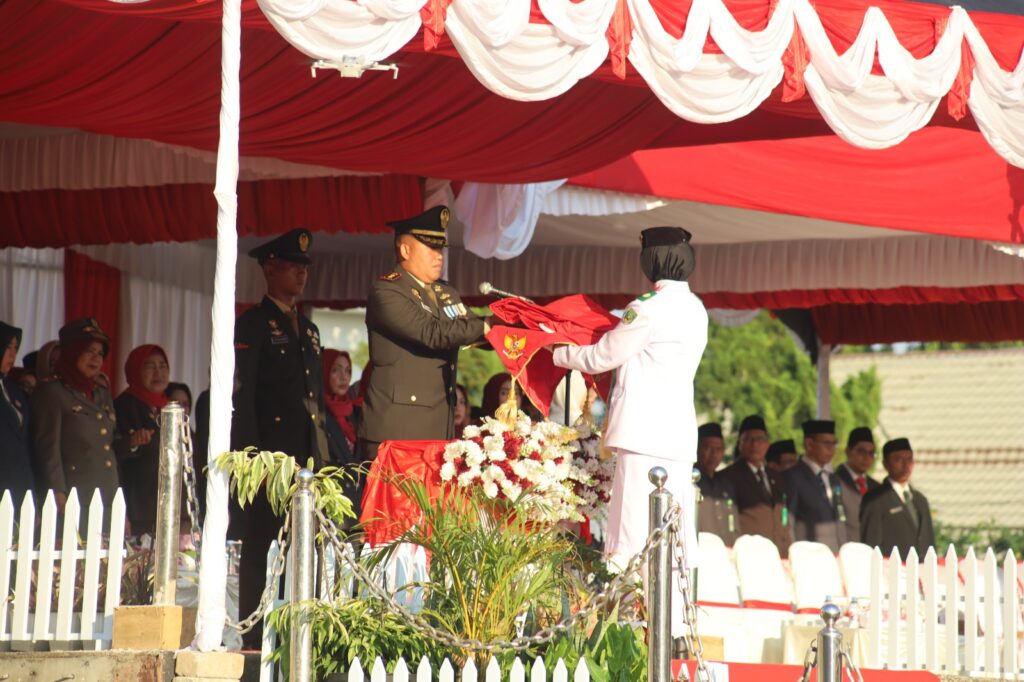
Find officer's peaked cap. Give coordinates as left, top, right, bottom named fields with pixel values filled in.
left=248, top=228, right=314, bottom=265
left=388, top=206, right=450, bottom=249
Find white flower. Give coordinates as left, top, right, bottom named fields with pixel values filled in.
left=482, top=434, right=505, bottom=453
left=482, top=481, right=500, bottom=498
left=462, top=425, right=482, bottom=439
left=440, top=461, right=457, bottom=480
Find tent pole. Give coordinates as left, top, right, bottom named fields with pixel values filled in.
left=816, top=342, right=831, bottom=419
left=194, top=0, right=242, bottom=651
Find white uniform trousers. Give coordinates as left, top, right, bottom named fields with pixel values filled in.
left=605, top=449, right=699, bottom=637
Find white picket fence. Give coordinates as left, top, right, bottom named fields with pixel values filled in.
left=328, top=655, right=591, bottom=681
left=0, top=488, right=127, bottom=650
left=867, top=544, right=1023, bottom=677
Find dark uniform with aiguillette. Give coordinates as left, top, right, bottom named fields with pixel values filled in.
left=232, top=228, right=328, bottom=647
left=359, top=206, right=486, bottom=453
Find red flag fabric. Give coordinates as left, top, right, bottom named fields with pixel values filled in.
left=487, top=295, right=619, bottom=415
left=360, top=440, right=448, bottom=547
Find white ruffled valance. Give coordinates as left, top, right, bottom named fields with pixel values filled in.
left=258, top=0, right=1024, bottom=168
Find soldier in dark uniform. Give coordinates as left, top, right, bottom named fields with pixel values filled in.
left=695, top=422, right=739, bottom=545
left=232, top=228, right=328, bottom=648
left=359, top=206, right=489, bottom=458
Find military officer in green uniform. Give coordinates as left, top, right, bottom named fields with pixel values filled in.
left=31, top=319, right=130, bottom=532
left=232, top=227, right=328, bottom=647
left=359, top=206, right=489, bottom=458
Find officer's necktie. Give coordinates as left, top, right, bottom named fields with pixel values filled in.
left=424, top=286, right=439, bottom=311
left=755, top=467, right=770, bottom=499
left=855, top=475, right=868, bottom=496
left=902, top=489, right=920, bottom=527
left=285, top=307, right=300, bottom=336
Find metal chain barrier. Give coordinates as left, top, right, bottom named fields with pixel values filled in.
left=225, top=509, right=292, bottom=634
left=839, top=648, right=864, bottom=682
left=313, top=501, right=700, bottom=654
left=667, top=512, right=710, bottom=682
left=179, top=413, right=204, bottom=552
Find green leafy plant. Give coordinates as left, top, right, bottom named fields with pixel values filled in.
left=934, top=519, right=1024, bottom=560
left=267, top=598, right=454, bottom=678
left=214, top=448, right=355, bottom=527
left=537, top=609, right=648, bottom=682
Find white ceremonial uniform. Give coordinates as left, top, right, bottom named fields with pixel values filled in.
left=552, top=279, right=708, bottom=633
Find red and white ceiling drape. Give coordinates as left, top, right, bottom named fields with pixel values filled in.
left=259, top=0, right=1024, bottom=167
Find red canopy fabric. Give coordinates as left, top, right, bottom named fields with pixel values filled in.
left=65, top=250, right=121, bottom=388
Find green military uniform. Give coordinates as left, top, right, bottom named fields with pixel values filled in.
left=30, top=318, right=124, bottom=521
left=359, top=206, right=486, bottom=443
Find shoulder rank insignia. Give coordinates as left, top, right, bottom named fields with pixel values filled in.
left=622, top=309, right=638, bottom=325
left=638, top=291, right=658, bottom=302
left=380, top=272, right=401, bottom=281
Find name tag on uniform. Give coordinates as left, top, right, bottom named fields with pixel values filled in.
left=271, top=335, right=289, bottom=345
left=888, top=506, right=903, bottom=515
left=420, top=302, right=433, bottom=313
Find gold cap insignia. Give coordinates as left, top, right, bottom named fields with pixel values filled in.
left=298, top=233, right=310, bottom=252
left=440, top=207, right=450, bottom=230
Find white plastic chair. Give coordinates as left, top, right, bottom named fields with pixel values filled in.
left=733, top=534, right=795, bottom=608
left=789, top=540, right=846, bottom=614
left=838, top=541, right=875, bottom=600
left=697, top=532, right=741, bottom=606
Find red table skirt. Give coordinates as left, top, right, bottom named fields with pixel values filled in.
left=359, top=440, right=449, bottom=547
left=674, top=660, right=939, bottom=682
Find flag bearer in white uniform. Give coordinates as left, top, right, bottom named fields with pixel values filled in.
left=550, top=227, right=707, bottom=634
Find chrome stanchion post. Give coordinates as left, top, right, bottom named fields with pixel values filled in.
left=289, top=469, right=316, bottom=682
left=649, top=467, right=672, bottom=682
left=690, top=467, right=701, bottom=602
left=817, top=601, right=843, bottom=682
left=153, top=401, right=185, bottom=605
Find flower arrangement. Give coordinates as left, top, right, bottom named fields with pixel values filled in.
left=568, top=422, right=615, bottom=522
left=439, top=411, right=612, bottom=524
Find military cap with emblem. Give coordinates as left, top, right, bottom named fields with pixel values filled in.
left=387, top=206, right=450, bottom=249
left=248, top=228, right=314, bottom=265
left=640, top=226, right=693, bottom=247
left=59, top=318, right=110, bottom=355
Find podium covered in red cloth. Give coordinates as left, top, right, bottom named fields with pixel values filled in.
left=359, top=440, right=448, bottom=547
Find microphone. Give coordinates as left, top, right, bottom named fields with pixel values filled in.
left=478, top=282, right=533, bottom=302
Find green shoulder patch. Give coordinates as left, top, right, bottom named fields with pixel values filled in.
left=622, top=308, right=638, bottom=325
left=379, top=271, right=401, bottom=281
left=638, top=290, right=658, bottom=302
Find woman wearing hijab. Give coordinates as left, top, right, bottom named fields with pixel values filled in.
left=115, top=344, right=169, bottom=534
left=549, top=227, right=707, bottom=638
left=1, top=321, right=35, bottom=507
left=34, top=340, right=60, bottom=382
left=322, top=349, right=357, bottom=464
left=32, top=319, right=136, bottom=527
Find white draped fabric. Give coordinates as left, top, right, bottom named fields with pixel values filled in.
left=258, top=0, right=1024, bottom=167
left=455, top=180, right=565, bottom=259
left=0, top=248, right=64, bottom=360
left=0, top=125, right=365, bottom=192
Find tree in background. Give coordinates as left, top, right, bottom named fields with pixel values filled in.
left=694, top=312, right=881, bottom=460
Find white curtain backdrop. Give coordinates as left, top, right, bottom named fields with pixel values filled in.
left=256, top=0, right=1024, bottom=168
left=455, top=180, right=566, bottom=259
left=0, top=248, right=64, bottom=363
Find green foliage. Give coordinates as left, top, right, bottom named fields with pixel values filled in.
left=933, top=520, right=1024, bottom=560
left=366, top=477, right=579, bottom=666
left=267, top=599, right=453, bottom=678
left=694, top=313, right=882, bottom=455
left=537, top=610, right=648, bottom=682
left=214, top=448, right=355, bottom=527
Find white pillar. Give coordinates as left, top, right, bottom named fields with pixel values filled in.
left=194, top=0, right=242, bottom=652
left=816, top=342, right=831, bottom=419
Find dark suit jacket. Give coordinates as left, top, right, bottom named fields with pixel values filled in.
left=860, top=478, right=935, bottom=560
left=785, top=458, right=846, bottom=552
left=114, top=393, right=161, bottom=533
left=360, top=266, right=485, bottom=443
left=696, top=467, right=739, bottom=546
left=1, top=378, right=35, bottom=506
left=835, top=465, right=880, bottom=543
left=232, top=296, right=328, bottom=468
left=719, top=460, right=793, bottom=557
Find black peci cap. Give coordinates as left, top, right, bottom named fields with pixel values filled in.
left=698, top=422, right=723, bottom=440
left=640, top=226, right=692, bottom=248
left=766, top=439, right=797, bottom=463
left=802, top=419, right=836, bottom=437
left=388, top=206, right=450, bottom=249
left=847, top=426, right=875, bottom=449
left=883, top=437, right=912, bottom=458
left=738, top=415, right=767, bottom=434
left=248, top=228, right=313, bottom=265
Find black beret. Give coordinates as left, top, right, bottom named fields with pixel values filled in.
left=847, top=427, right=875, bottom=449
left=766, top=439, right=797, bottom=462
left=388, top=206, right=450, bottom=249
left=802, top=419, right=835, bottom=437
left=248, top=228, right=313, bottom=265
left=640, top=226, right=693, bottom=248
left=697, top=422, right=723, bottom=440
left=738, top=415, right=767, bottom=434
left=59, top=317, right=110, bottom=355
left=883, top=438, right=912, bottom=458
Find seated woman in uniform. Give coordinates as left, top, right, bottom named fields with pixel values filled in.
left=31, top=319, right=141, bottom=532
left=114, top=344, right=169, bottom=535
